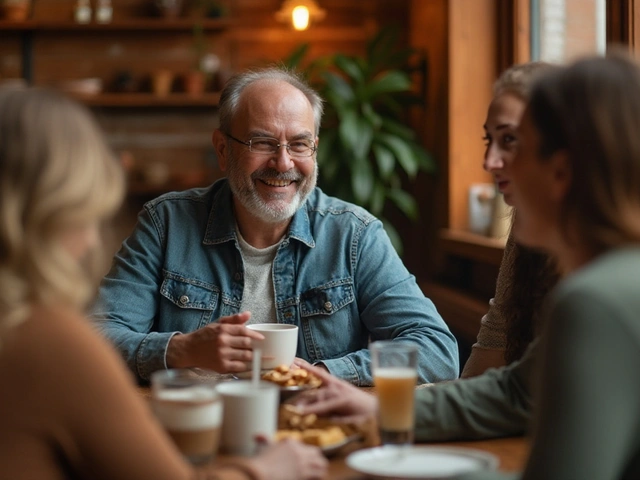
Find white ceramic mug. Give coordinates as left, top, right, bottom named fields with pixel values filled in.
left=246, top=323, right=298, bottom=370
left=216, top=380, right=279, bottom=455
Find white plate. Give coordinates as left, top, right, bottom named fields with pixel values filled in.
left=346, top=445, right=499, bottom=479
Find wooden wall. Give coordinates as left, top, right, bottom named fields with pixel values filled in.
left=1, top=0, right=499, bottom=289
left=0, top=0, right=413, bottom=258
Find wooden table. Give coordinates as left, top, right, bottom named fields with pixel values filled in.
left=140, top=385, right=529, bottom=478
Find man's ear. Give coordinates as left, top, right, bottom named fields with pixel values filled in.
left=212, top=129, right=228, bottom=171
left=549, top=149, right=572, bottom=201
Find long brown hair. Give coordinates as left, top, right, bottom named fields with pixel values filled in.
left=502, top=232, right=560, bottom=363
left=493, top=62, right=561, bottom=363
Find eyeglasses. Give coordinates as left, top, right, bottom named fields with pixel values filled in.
left=224, top=133, right=317, bottom=158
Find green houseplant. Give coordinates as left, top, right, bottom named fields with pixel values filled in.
left=285, top=27, right=435, bottom=253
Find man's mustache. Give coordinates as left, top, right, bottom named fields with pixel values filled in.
left=252, top=169, right=303, bottom=182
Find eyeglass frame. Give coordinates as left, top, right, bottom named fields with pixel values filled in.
left=224, top=132, right=317, bottom=158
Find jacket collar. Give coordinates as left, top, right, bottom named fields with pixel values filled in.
left=203, top=179, right=315, bottom=248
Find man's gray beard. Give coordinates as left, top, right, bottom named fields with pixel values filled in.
left=226, top=152, right=318, bottom=225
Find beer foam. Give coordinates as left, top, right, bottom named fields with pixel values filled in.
left=152, top=387, right=222, bottom=431
left=374, top=367, right=417, bottom=379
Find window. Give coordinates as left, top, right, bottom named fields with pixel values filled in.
left=531, top=0, right=607, bottom=62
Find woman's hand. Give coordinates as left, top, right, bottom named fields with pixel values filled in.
left=248, top=438, right=327, bottom=480
left=292, top=364, right=378, bottom=423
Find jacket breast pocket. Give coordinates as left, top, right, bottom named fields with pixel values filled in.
left=299, top=279, right=358, bottom=358
left=160, top=273, right=219, bottom=330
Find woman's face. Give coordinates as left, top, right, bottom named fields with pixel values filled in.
left=509, top=110, right=566, bottom=250
left=483, top=92, right=526, bottom=206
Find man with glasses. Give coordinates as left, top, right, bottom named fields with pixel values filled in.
left=92, top=67, right=459, bottom=385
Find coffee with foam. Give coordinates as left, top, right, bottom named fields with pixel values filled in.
left=152, top=386, right=222, bottom=464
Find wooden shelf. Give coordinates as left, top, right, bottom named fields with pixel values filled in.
left=68, top=92, right=221, bottom=107
left=0, top=18, right=231, bottom=31
left=439, top=228, right=506, bottom=266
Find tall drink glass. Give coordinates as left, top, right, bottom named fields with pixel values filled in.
left=370, top=341, right=418, bottom=446
left=151, top=369, right=222, bottom=465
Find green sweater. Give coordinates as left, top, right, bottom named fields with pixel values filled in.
left=418, top=248, right=640, bottom=480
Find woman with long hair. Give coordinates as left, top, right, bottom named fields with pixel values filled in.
left=0, top=86, right=327, bottom=480
left=462, top=61, right=560, bottom=377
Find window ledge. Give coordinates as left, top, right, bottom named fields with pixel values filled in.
left=439, top=228, right=506, bottom=266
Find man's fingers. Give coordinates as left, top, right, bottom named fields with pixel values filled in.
left=213, top=321, right=265, bottom=341
left=218, top=311, right=252, bottom=324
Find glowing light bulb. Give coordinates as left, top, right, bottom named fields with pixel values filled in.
left=292, top=5, right=310, bottom=31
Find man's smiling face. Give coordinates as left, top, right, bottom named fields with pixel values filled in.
left=222, top=79, right=318, bottom=224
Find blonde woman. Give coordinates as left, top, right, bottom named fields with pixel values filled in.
left=0, top=86, right=326, bottom=480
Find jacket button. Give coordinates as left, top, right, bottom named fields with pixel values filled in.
left=324, top=301, right=332, bottom=312
left=234, top=272, right=241, bottom=281
left=179, top=295, right=189, bottom=305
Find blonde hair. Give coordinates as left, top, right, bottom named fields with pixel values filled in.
left=0, top=87, right=125, bottom=340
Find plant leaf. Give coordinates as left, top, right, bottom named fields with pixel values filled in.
left=283, top=43, right=310, bottom=70
left=372, top=143, right=395, bottom=179
left=334, top=54, right=365, bottom=83
left=387, top=188, right=419, bottom=220
left=361, top=102, right=382, bottom=130
left=316, top=130, right=339, bottom=179
left=339, top=111, right=373, bottom=162
left=365, top=71, right=411, bottom=98
left=410, top=143, right=437, bottom=173
left=322, top=71, right=355, bottom=103
left=351, top=157, right=374, bottom=204
left=369, top=182, right=386, bottom=216
left=378, top=133, right=419, bottom=177
left=381, top=117, right=416, bottom=141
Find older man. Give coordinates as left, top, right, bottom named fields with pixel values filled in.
left=92, top=67, right=458, bottom=385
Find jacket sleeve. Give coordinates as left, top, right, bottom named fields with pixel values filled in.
left=91, top=204, right=178, bottom=383
left=415, top=340, right=536, bottom=442
left=320, top=219, right=460, bottom=386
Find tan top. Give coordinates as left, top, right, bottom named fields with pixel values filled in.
left=460, top=233, right=517, bottom=377
left=0, top=305, right=262, bottom=480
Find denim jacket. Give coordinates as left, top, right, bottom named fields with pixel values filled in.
left=92, top=179, right=459, bottom=385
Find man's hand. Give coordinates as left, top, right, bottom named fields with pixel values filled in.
left=166, top=311, right=265, bottom=373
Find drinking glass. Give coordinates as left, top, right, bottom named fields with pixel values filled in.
left=151, top=369, right=222, bottom=464
left=370, top=341, right=418, bottom=446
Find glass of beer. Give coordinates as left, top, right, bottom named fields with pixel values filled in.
left=151, top=369, right=222, bottom=465
left=370, top=341, right=418, bottom=446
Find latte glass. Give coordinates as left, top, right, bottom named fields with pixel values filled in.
left=151, top=369, right=222, bottom=464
